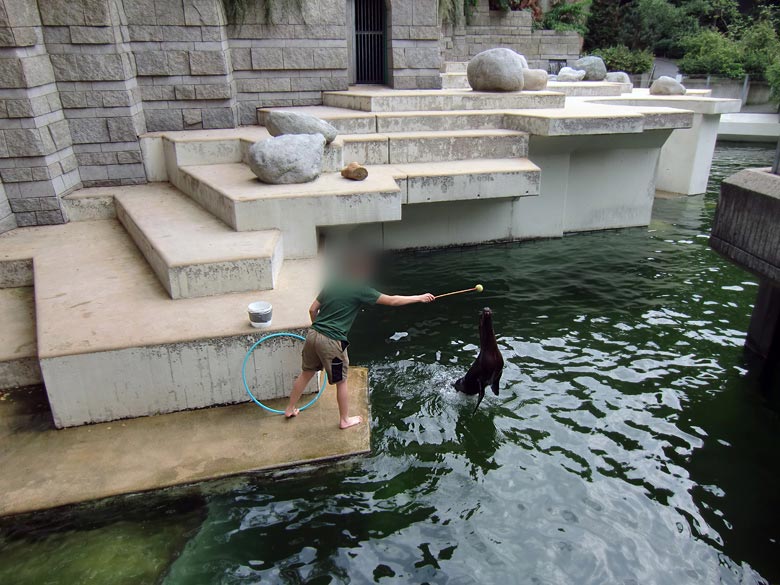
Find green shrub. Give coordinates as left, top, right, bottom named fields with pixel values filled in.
left=588, top=45, right=654, bottom=73
left=542, top=0, right=591, bottom=36
left=737, top=19, right=780, bottom=81
left=677, top=29, right=745, bottom=78
left=767, top=60, right=780, bottom=105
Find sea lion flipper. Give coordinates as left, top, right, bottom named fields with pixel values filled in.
left=491, top=370, right=502, bottom=396
left=473, top=382, right=485, bottom=413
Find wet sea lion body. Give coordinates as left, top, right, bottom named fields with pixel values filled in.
left=454, top=307, right=504, bottom=411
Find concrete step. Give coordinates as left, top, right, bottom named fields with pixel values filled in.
left=548, top=81, right=628, bottom=97
left=442, top=61, right=467, bottom=73
left=387, top=158, right=541, bottom=204
left=441, top=72, right=470, bottom=90
left=383, top=129, right=527, bottom=163
left=0, top=219, right=324, bottom=427
left=323, top=88, right=565, bottom=112
left=0, top=286, right=42, bottom=390
left=258, top=106, right=507, bottom=133
left=115, top=184, right=283, bottom=299
left=175, top=163, right=402, bottom=257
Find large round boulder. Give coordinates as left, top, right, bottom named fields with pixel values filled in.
left=605, top=71, right=631, bottom=84
left=266, top=110, right=338, bottom=144
left=467, top=48, right=525, bottom=92
left=650, top=76, right=687, bottom=96
left=248, top=134, right=326, bottom=185
left=556, top=67, right=586, bottom=82
left=522, top=68, right=549, bottom=91
left=572, top=56, right=607, bottom=81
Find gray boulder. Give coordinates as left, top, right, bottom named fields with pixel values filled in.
left=572, top=56, right=607, bottom=81
left=248, top=134, right=326, bottom=184
left=266, top=110, right=338, bottom=144
left=556, top=67, right=586, bottom=82
left=605, top=71, right=631, bottom=84
left=650, top=76, right=687, bottom=96
left=467, top=48, right=525, bottom=92
left=522, top=68, right=549, bottom=91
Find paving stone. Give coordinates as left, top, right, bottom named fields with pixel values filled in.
left=35, top=208, right=65, bottom=224
left=4, top=128, right=50, bottom=156
left=283, top=47, right=313, bottom=69
left=107, top=117, right=139, bottom=142
left=201, top=107, right=235, bottom=129
left=5, top=98, right=34, bottom=118
left=117, top=150, right=143, bottom=164
left=69, top=26, right=114, bottom=44
left=231, top=47, right=251, bottom=70
left=15, top=211, right=36, bottom=226
left=161, top=25, right=202, bottom=41
left=182, top=108, right=202, bottom=127
left=0, top=58, right=25, bottom=88
left=404, top=47, right=440, bottom=69
left=250, top=47, right=284, bottom=70
left=167, top=50, right=191, bottom=74
left=139, top=85, right=176, bottom=101
left=195, top=83, right=231, bottom=99
left=175, top=84, right=196, bottom=100
left=183, top=0, right=222, bottom=25
left=50, top=54, right=127, bottom=81
left=101, top=89, right=135, bottom=107
left=1, top=168, right=33, bottom=183
left=145, top=108, right=184, bottom=131
left=189, top=50, right=228, bottom=75
left=134, top=50, right=168, bottom=76
left=68, top=118, right=110, bottom=144
left=312, top=47, right=347, bottom=70
left=38, top=0, right=86, bottom=25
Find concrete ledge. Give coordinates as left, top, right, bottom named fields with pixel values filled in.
left=115, top=185, right=283, bottom=299
left=710, top=167, right=780, bottom=283
left=0, top=368, right=370, bottom=516
left=718, top=113, right=780, bottom=143
left=588, top=94, right=742, bottom=115
left=323, top=88, right=566, bottom=112
left=548, top=81, right=626, bottom=97
left=386, top=129, right=528, bottom=163
left=62, top=187, right=117, bottom=221
left=0, top=287, right=41, bottom=390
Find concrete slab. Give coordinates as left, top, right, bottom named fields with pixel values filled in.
left=548, top=81, right=626, bottom=97
left=0, top=367, right=371, bottom=516
left=385, top=129, right=528, bottom=163
left=323, top=88, right=566, bottom=112
left=115, top=184, right=283, bottom=299
left=588, top=94, right=742, bottom=115
left=0, top=287, right=41, bottom=389
left=718, top=113, right=780, bottom=143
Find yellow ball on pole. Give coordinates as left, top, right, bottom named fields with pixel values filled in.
left=475, top=284, right=484, bottom=292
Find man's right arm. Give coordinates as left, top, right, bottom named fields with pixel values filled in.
left=376, top=293, right=435, bottom=306
left=309, top=299, right=321, bottom=323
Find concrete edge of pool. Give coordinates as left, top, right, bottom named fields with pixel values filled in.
left=0, top=367, right=371, bottom=517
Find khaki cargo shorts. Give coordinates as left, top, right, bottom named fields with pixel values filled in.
left=302, top=329, right=349, bottom=384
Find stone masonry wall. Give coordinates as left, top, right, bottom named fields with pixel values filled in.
left=3, top=0, right=578, bottom=229
left=440, top=0, right=581, bottom=69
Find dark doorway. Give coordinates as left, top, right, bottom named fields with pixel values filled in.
left=354, top=0, right=386, bottom=84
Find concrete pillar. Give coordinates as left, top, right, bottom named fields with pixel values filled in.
left=746, top=280, right=780, bottom=359
left=0, top=0, right=78, bottom=226
left=40, top=0, right=147, bottom=188
left=388, top=0, right=441, bottom=89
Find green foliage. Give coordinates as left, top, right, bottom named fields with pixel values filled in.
left=542, top=0, right=591, bottom=35
left=674, top=0, right=742, bottom=33
left=589, top=45, right=654, bottom=73
left=622, top=0, right=695, bottom=56
left=439, top=0, right=463, bottom=25
left=677, top=29, right=745, bottom=78
left=736, top=19, right=780, bottom=81
left=766, top=60, right=780, bottom=104
left=583, top=0, right=621, bottom=51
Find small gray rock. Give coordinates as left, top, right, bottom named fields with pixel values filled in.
left=573, top=56, right=607, bottom=81
left=248, top=134, right=326, bottom=185
left=556, top=67, right=586, bottom=82
left=650, top=76, right=687, bottom=96
left=605, top=71, right=631, bottom=84
left=522, top=68, right=549, bottom=90
left=467, top=48, right=525, bottom=92
left=266, top=110, right=338, bottom=144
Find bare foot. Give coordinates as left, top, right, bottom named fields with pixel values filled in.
left=285, top=408, right=299, bottom=419
left=339, top=415, right=362, bottom=429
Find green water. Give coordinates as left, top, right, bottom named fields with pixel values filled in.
left=1, top=143, right=779, bottom=584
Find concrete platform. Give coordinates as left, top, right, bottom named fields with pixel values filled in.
left=548, top=80, right=628, bottom=96
left=0, top=287, right=41, bottom=389
left=176, top=164, right=402, bottom=256
left=718, top=113, right=780, bottom=143
left=115, top=184, right=283, bottom=299
left=0, top=220, right=324, bottom=427
left=0, top=367, right=371, bottom=517
left=323, top=88, right=566, bottom=112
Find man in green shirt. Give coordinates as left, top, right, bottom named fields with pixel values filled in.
left=285, top=281, right=435, bottom=428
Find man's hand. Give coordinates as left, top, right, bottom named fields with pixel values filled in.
left=417, top=293, right=435, bottom=303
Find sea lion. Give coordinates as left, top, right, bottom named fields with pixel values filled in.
left=454, top=307, right=504, bottom=412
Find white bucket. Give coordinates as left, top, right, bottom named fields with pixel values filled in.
left=248, top=301, right=273, bottom=328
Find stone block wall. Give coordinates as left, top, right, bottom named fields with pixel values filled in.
left=387, top=0, right=441, bottom=89
left=440, top=0, right=581, bottom=69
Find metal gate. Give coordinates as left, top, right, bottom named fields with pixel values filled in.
left=355, top=0, right=386, bottom=84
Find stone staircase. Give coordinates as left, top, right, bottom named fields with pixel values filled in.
left=2, top=82, right=729, bottom=428
left=440, top=62, right=470, bottom=90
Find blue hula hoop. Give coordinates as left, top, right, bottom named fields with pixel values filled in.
left=242, top=331, right=327, bottom=415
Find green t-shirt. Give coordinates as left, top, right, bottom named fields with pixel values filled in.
left=311, top=281, right=382, bottom=341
